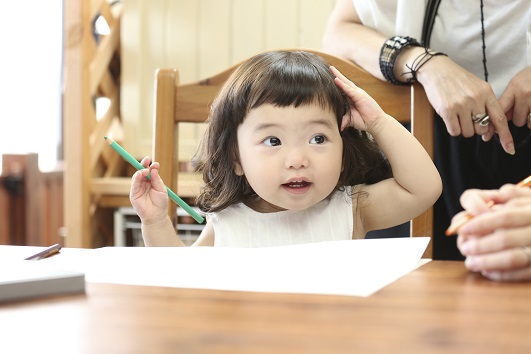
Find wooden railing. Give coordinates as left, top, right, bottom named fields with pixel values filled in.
left=63, top=0, right=125, bottom=248
left=0, top=153, right=64, bottom=246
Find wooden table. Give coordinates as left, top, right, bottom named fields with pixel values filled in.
left=1, top=261, right=530, bottom=353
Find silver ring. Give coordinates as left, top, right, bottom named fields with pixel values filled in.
left=478, top=115, right=490, bottom=126
left=522, top=246, right=531, bottom=267
left=472, top=113, right=488, bottom=123
left=527, top=112, right=531, bottom=125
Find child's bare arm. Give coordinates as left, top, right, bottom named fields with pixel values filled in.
left=141, top=215, right=186, bottom=247
left=360, top=115, right=441, bottom=233
left=332, top=66, right=442, bottom=236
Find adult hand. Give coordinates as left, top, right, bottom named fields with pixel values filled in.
left=415, top=55, right=515, bottom=155
left=498, top=66, right=531, bottom=129
left=455, top=185, right=531, bottom=281
left=129, top=156, right=169, bottom=225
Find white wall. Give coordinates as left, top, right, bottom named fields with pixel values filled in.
left=121, top=0, right=337, bottom=159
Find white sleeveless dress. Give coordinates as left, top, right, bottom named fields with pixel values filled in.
left=208, top=187, right=354, bottom=247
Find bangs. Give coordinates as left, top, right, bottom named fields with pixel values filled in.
left=244, top=51, right=348, bottom=117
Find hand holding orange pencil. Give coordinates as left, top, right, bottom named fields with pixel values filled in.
left=445, top=175, right=531, bottom=236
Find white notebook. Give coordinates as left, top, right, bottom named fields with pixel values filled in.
left=0, top=261, right=85, bottom=302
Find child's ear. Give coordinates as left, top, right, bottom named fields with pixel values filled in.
left=234, top=162, right=244, bottom=176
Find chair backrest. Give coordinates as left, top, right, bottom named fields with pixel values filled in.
left=152, top=49, right=434, bottom=257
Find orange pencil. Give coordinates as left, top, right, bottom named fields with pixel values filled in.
left=445, top=175, right=531, bottom=236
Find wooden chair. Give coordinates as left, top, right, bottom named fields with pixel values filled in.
left=152, top=49, right=434, bottom=257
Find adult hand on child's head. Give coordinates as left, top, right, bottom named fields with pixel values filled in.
left=330, top=66, right=386, bottom=132
left=415, top=56, right=515, bottom=155
left=129, top=156, right=169, bottom=224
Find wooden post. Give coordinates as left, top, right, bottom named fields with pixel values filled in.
left=411, top=84, right=435, bottom=259
left=63, top=0, right=123, bottom=248
left=63, top=0, right=93, bottom=248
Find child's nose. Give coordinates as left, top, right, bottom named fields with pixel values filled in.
left=285, top=148, right=309, bottom=169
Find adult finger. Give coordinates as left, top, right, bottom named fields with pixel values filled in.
left=498, top=67, right=531, bottom=128
left=496, top=184, right=531, bottom=203
left=481, top=124, right=495, bottom=142
left=460, top=208, right=531, bottom=236
left=470, top=106, right=490, bottom=137
left=458, top=188, right=494, bottom=215
left=458, top=110, right=475, bottom=138
left=481, top=265, right=531, bottom=282
left=459, top=225, right=531, bottom=256
left=464, top=246, right=531, bottom=272
left=485, top=96, right=515, bottom=155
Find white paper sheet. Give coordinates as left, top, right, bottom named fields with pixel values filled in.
left=24, top=237, right=430, bottom=297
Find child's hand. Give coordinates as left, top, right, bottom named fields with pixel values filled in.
left=330, top=66, right=387, bottom=133
left=129, top=156, right=169, bottom=225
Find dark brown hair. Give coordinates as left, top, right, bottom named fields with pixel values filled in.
left=193, top=50, right=391, bottom=213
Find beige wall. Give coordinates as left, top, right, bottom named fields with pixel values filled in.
left=121, top=0, right=337, bottom=160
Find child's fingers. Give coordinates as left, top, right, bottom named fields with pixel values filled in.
left=331, top=67, right=365, bottom=104
left=148, top=161, right=160, bottom=172
left=147, top=162, right=165, bottom=190
left=148, top=167, right=166, bottom=192
left=131, top=170, right=141, bottom=185
left=130, top=170, right=147, bottom=199
left=340, top=115, right=351, bottom=131
left=334, top=77, right=360, bottom=104
left=330, top=66, right=356, bottom=87
left=140, top=156, right=152, bottom=168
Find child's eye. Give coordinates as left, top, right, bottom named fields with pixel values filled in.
left=263, top=137, right=281, bottom=146
left=310, top=135, right=327, bottom=144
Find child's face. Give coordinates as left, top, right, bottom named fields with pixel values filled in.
left=236, top=103, right=343, bottom=212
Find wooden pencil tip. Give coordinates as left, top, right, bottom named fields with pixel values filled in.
left=519, top=175, right=531, bottom=187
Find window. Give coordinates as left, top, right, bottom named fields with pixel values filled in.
left=0, top=1, right=63, bottom=174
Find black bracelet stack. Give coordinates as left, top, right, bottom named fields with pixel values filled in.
left=402, top=48, right=448, bottom=83
left=379, top=36, right=422, bottom=85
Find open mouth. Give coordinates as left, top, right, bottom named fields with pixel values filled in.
left=282, top=180, right=311, bottom=188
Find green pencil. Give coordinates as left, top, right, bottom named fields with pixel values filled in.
left=104, top=136, right=204, bottom=224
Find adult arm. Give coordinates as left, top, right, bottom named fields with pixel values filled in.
left=323, top=0, right=515, bottom=154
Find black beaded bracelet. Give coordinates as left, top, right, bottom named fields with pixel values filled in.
left=379, top=36, right=422, bottom=85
